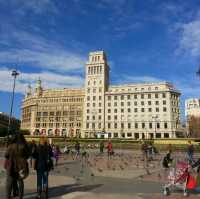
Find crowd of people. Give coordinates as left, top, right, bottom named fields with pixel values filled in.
left=4, top=135, right=200, bottom=198
left=4, top=134, right=60, bottom=199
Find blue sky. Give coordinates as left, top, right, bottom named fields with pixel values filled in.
left=0, top=0, right=200, bottom=121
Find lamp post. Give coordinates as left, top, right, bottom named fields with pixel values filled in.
left=152, top=115, right=158, bottom=139
left=7, top=70, right=19, bottom=136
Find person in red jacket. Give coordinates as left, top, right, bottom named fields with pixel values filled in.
left=107, top=140, right=113, bottom=159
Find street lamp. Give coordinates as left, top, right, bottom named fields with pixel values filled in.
left=152, top=115, right=158, bottom=139
left=7, top=69, right=19, bottom=135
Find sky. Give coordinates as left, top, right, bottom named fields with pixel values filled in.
left=0, top=0, right=200, bottom=121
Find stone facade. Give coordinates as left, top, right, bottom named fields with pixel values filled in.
left=21, top=51, right=181, bottom=138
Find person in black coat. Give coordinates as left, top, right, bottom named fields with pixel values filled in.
left=33, top=137, right=53, bottom=199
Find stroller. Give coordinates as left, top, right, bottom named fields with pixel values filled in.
left=163, top=161, right=196, bottom=196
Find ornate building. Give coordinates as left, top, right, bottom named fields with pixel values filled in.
left=21, top=51, right=181, bottom=138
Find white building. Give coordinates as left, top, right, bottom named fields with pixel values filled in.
left=82, top=51, right=181, bottom=139
left=185, top=98, right=200, bottom=118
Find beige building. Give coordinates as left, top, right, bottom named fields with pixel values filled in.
left=21, top=51, right=181, bottom=138
left=21, top=79, right=84, bottom=137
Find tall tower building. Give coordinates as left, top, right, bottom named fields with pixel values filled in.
left=82, top=51, right=109, bottom=138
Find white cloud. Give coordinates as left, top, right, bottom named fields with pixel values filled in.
left=0, top=68, right=84, bottom=94
left=179, top=20, right=200, bottom=57
left=0, top=0, right=58, bottom=16
left=0, top=30, right=86, bottom=72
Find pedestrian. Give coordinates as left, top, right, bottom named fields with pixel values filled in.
left=187, top=140, right=194, bottom=164
left=141, top=141, right=148, bottom=161
left=107, top=140, right=113, bottom=159
left=53, top=145, right=60, bottom=166
left=33, top=137, right=53, bottom=199
left=4, top=133, right=30, bottom=199
left=29, top=140, right=37, bottom=168
left=100, top=140, right=104, bottom=154
left=74, top=141, right=80, bottom=160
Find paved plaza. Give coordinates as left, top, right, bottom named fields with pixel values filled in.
left=0, top=149, right=200, bottom=199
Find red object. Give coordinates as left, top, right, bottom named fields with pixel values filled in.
left=186, top=175, right=196, bottom=189
left=107, top=142, right=113, bottom=152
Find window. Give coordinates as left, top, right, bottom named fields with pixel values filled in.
left=108, top=96, right=111, bottom=100
left=127, top=95, right=130, bottom=99
left=164, top=122, right=168, bottom=129
left=108, top=109, right=111, bottom=113
left=92, top=123, right=95, bottom=129
left=99, top=103, right=102, bottom=107
left=121, top=109, right=124, bottom=113
left=88, top=80, right=90, bottom=85
left=93, top=103, right=95, bottom=107
left=155, top=93, right=158, bottom=98
left=93, top=88, right=96, bottom=93
left=141, top=94, right=144, bottom=99
left=121, top=102, right=124, bottom=106
left=99, top=109, right=101, bottom=113
left=127, top=133, right=132, bottom=137
left=114, top=123, right=117, bottom=129
left=163, top=100, right=166, bottom=105
left=127, top=101, right=131, bottom=106
left=142, top=123, right=145, bottom=128
left=163, top=107, right=167, bottom=112
left=121, top=123, right=124, bottom=129
left=87, top=116, right=89, bottom=120
left=141, top=101, right=144, bottom=106
left=149, top=122, right=152, bottom=129
left=134, top=94, right=137, bottom=99
left=155, top=101, right=159, bottom=105
left=128, top=108, right=131, bottom=113
left=148, top=108, right=152, bottom=112
left=135, top=123, right=138, bottom=128
left=87, top=103, right=90, bottom=107
left=114, top=96, right=117, bottom=100
left=99, top=88, right=102, bottom=92
left=98, top=123, right=101, bottom=129
left=162, top=93, right=166, bottom=98
left=114, top=133, right=118, bottom=138
left=134, top=101, right=137, bottom=106
left=128, top=123, right=131, bottom=129
left=92, top=115, right=95, bottom=120
left=108, top=115, right=111, bottom=120
left=50, top=112, right=54, bottom=116
left=114, top=102, right=117, bottom=106
left=87, top=109, right=89, bottom=113
left=86, top=123, right=89, bottom=128
left=93, top=96, right=96, bottom=100
left=121, top=95, right=124, bottom=100
left=134, top=108, right=138, bottom=112
left=141, top=108, right=145, bottom=112
left=37, top=112, right=41, bottom=116
left=87, top=96, right=90, bottom=100
left=156, top=107, right=159, bottom=112
left=114, top=109, right=117, bottom=113
left=99, top=96, right=102, bottom=100
left=114, top=115, right=117, bottom=120
left=108, top=123, right=111, bottom=129
left=108, top=102, right=111, bottom=107
left=94, top=80, right=96, bottom=85
left=148, top=101, right=151, bottom=105
left=87, top=88, right=90, bottom=93
left=98, top=115, right=101, bottom=120
left=148, top=94, right=151, bottom=99
left=157, top=123, right=160, bottom=128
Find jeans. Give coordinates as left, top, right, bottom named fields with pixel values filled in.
left=6, top=174, right=24, bottom=199
left=188, top=152, right=194, bottom=164
left=37, top=170, right=48, bottom=194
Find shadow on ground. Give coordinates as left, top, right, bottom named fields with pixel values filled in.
left=24, top=183, right=103, bottom=198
